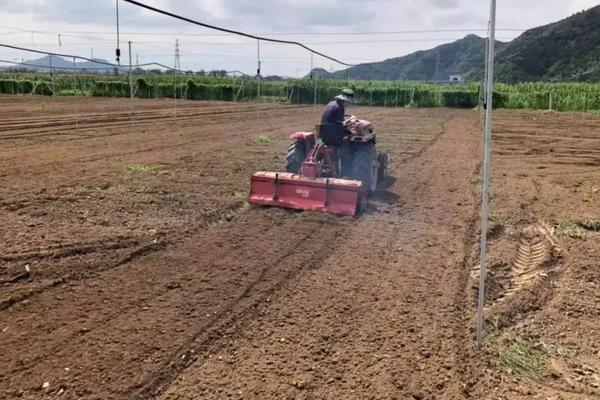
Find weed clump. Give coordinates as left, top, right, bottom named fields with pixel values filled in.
left=126, top=164, right=156, bottom=175
left=499, top=337, right=549, bottom=377
left=257, top=135, right=272, bottom=145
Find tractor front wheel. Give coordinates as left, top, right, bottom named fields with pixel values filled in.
left=352, top=143, right=379, bottom=194
left=285, top=140, right=305, bottom=173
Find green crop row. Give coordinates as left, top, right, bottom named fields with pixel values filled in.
left=1, top=73, right=599, bottom=111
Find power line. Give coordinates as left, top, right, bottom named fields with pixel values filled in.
left=0, top=57, right=253, bottom=78
left=27, top=36, right=520, bottom=45
left=0, top=37, right=519, bottom=47
left=0, top=44, right=498, bottom=63
left=121, top=0, right=355, bottom=67
left=115, top=0, right=121, bottom=65
left=0, top=25, right=527, bottom=37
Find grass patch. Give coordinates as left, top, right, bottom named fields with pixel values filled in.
left=499, top=337, right=549, bottom=378
left=583, top=184, right=599, bottom=194
left=554, top=219, right=583, bottom=238
left=233, top=191, right=247, bottom=204
left=472, top=176, right=496, bottom=200
left=257, top=135, right=272, bottom=145
left=126, top=164, right=156, bottom=175
left=488, top=213, right=504, bottom=223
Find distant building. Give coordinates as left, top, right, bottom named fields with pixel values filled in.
left=449, top=75, right=464, bottom=83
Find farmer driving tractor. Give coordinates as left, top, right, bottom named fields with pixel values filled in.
left=320, top=88, right=356, bottom=175
left=320, top=88, right=355, bottom=131
left=249, top=86, right=388, bottom=216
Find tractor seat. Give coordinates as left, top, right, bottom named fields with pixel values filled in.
left=315, top=123, right=345, bottom=146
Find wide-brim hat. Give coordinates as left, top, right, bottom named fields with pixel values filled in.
left=335, top=93, right=354, bottom=103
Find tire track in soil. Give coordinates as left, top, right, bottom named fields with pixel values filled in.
left=0, top=210, right=351, bottom=399
left=0, top=105, right=321, bottom=307
left=140, top=111, right=457, bottom=400
left=0, top=103, right=326, bottom=315
left=133, top=216, right=347, bottom=400
left=154, top=112, right=483, bottom=400
left=0, top=100, right=462, bottom=399
left=460, top=110, right=600, bottom=400
left=0, top=200, right=250, bottom=312
left=0, top=240, right=165, bottom=312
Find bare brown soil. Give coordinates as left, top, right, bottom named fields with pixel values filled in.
left=0, top=96, right=598, bottom=399
left=467, top=110, right=600, bottom=400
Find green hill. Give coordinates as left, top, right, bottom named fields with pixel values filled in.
left=314, top=5, right=600, bottom=83
left=311, top=34, right=503, bottom=82
left=491, top=5, right=600, bottom=82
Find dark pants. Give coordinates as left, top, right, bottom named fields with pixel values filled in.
left=340, top=140, right=353, bottom=177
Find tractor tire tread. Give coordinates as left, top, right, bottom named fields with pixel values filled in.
left=352, top=143, right=378, bottom=194
left=285, top=140, right=305, bottom=173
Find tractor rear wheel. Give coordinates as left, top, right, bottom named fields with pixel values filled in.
left=352, top=143, right=379, bottom=194
left=285, top=140, right=305, bottom=173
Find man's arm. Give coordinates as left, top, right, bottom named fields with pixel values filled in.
left=335, top=104, right=345, bottom=124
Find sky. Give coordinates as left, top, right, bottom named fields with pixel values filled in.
left=0, top=0, right=598, bottom=76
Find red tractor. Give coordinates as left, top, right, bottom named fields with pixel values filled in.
left=249, top=115, right=389, bottom=216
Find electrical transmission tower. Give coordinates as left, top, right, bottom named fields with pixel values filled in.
left=174, top=39, right=181, bottom=71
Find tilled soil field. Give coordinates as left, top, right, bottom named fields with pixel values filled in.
left=0, top=96, right=598, bottom=400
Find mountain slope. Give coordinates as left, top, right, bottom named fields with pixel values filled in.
left=492, top=5, right=600, bottom=82
left=15, top=55, right=113, bottom=71
left=314, top=5, right=600, bottom=83
left=311, top=34, right=505, bottom=81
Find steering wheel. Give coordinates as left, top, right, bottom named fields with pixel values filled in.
left=343, top=114, right=357, bottom=127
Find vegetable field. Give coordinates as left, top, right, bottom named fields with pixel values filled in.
left=1, top=96, right=598, bottom=399
left=2, top=72, right=600, bottom=111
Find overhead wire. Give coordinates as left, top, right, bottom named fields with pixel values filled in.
left=0, top=25, right=527, bottom=37
left=0, top=37, right=518, bottom=45
left=0, top=43, right=195, bottom=74
left=0, top=43, right=116, bottom=67
left=120, top=0, right=355, bottom=67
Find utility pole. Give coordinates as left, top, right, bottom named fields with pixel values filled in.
left=257, top=39, right=261, bottom=100
left=49, top=54, right=54, bottom=96
left=482, top=31, right=490, bottom=109
left=73, top=56, right=78, bottom=130
left=311, top=52, right=316, bottom=108
left=115, top=0, right=121, bottom=74
left=174, top=39, right=181, bottom=100
left=476, top=0, right=497, bottom=350
left=128, top=41, right=133, bottom=99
